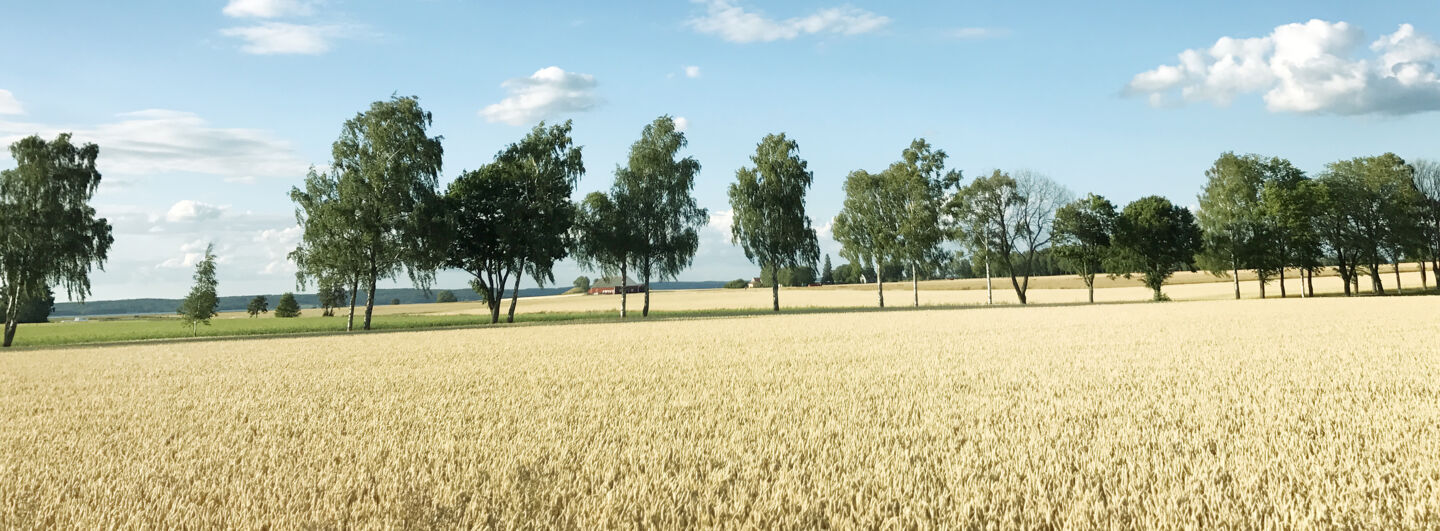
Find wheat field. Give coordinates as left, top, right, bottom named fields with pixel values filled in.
left=3, top=295, right=1439, bottom=527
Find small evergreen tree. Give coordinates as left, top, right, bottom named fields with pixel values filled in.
left=274, top=292, right=301, bottom=318
left=821, top=255, right=834, bottom=284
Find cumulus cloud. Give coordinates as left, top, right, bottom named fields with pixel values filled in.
left=687, top=0, right=890, bottom=43
left=221, top=22, right=350, bottom=55
left=255, top=226, right=303, bottom=275
left=157, top=240, right=217, bottom=269
left=1126, top=20, right=1440, bottom=115
left=684, top=65, right=702, bottom=78
left=480, top=67, right=601, bottom=126
left=673, top=116, right=691, bottom=132
left=0, top=109, right=308, bottom=179
left=222, top=0, right=313, bottom=18
left=0, top=90, right=22, bottom=115
left=166, top=200, right=227, bottom=223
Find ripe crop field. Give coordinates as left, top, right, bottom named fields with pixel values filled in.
left=3, top=296, right=1438, bottom=527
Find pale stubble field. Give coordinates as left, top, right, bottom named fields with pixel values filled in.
left=2, top=295, right=1438, bottom=528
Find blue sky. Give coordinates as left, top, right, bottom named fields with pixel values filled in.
left=4, top=0, right=1440, bottom=300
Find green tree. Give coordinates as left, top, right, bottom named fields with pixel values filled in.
left=1313, top=176, right=1364, bottom=296
left=889, top=140, right=953, bottom=306
left=573, top=191, right=639, bottom=317
left=290, top=165, right=367, bottom=330
left=1321, top=154, right=1423, bottom=294
left=14, top=289, right=55, bottom=324
left=1109, top=196, right=1202, bottom=301
left=316, top=281, right=347, bottom=317
left=0, top=134, right=114, bottom=347
left=1413, top=159, right=1440, bottom=288
left=497, top=121, right=585, bottom=323
left=1053, top=193, right=1118, bottom=303
left=247, top=295, right=269, bottom=317
left=178, top=245, right=219, bottom=336
left=947, top=169, right=1070, bottom=305
left=390, top=298, right=401, bottom=305
left=615, top=116, right=706, bottom=317
left=301, top=95, right=445, bottom=332
left=833, top=169, right=900, bottom=307
left=274, top=292, right=301, bottom=317
left=820, top=254, right=834, bottom=284
left=1196, top=153, right=1278, bottom=299
left=436, top=290, right=458, bottom=303
left=727, top=133, right=820, bottom=312
left=444, top=163, right=525, bottom=324
left=1261, top=170, right=1323, bottom=297
left=572, top=276, right=591, bottom=292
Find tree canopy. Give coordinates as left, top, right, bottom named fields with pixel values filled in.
left=727, top=132, right=820, bottom=312
left=613, top=116, right=706, bottom=317
left=178, top=244, right=219, bottom=336
left=1053, top=193, right=1118, bottom=303
left=1109, top=196, right=1202, bottom=301
left=1, top=134, right=114, bottom=347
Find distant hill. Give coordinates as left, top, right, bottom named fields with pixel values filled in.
left=51, top=281, right=728, bottom=317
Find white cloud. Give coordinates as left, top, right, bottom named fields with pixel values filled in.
left=222, top=0, right=313, bottom=18
left=1126, top=20, right=1440, bottom=115
left=221, top=22, right=347, bottom=55
left=0, top=90, right=22, bottom=115
left=949, top=27, right=1009, bottom=40
left=684, top=65, right=702, bottom=78
left=480, top=67, right=601, bottom=126
left=0, top=109, right=308, bottom=178
left=687, top=0, right=890, bottom=43
left=708, top=208, right=734, bottom=233
left=166, top=200, right=227, bottom=223
left=157, top=240, right=216, bottom=269
left=673, top=116, right=690, bottom=132
left=254, top=226, right=302, bottom=275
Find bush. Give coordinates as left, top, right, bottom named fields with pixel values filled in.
left=390, top=298, right=402, bottom=305
left=273, top=293, right=301, bottom=318
left=723, top=279, right=749, bottom=289
left=573, top=276, right=591, bottom=292
left=436, top=290, right=458, bottom=303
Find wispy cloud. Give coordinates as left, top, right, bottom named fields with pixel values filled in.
left=949, top=27, right=1009, bottom=40
left=0, top=89, right=22, bottom=115
left=221, top=22, right=352, bottom=55
left=222, top=0, right=314, bottom=19
left=687, top=0, right=890, bottom=44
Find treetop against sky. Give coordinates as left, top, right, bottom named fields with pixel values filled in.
left=3, top=0, right=1440, bottom=300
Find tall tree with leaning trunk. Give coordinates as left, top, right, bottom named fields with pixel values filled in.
left=444, top=163, right=525, bottom=324
left=834, top=169, right=901, bottom=308
left=613, top=116, right=706, bottom=317
left=728, top=133, right=820, bottom=312
left=501, top=121, right=585, bottom=323
left=324, top=95, right=446, bottom=330
left=290, top=165, right=367, bottom=331
left=0, top=134, right=114, bottom=347
left=177, top=245, right=219, bottom=337
left=1053, top=193, right=1118, bottom=303
left=889, top=139, right=952, bottom=307
left=1109, top=196, right=1202, bottom=301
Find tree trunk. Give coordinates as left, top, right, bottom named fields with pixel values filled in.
left=1258, top=277, right=1266, bottom=299
left=770, top=267, right=780, bottom=312
left=363, top=272, right=377, bottom=330
left=1307, top=270, right=1315, bottom=297
left=1421, top=261, right=1429, bottom=290
left=1278, top=268, right=1287, bottom=298
left=2, top=291, right=17, bottom=347
left=1394, top=260, right=1403, bottom=295
left=1009, top=273, right=1027, bottom=305
left=642, top=268, right=651, bottom=317
left=620, top=263, right=628, bottom=318
left=346, top=276, right=359, bottom=332
left=877, top=261, right=885, bottom=308
left=1086, top=274, right=1095, bottom=304
left=1152, top=285, right=1163, bottom=301
left=1371, top=266, right=1384, bottom=295
left=911, top=263, right=919, bottom=307
left=1232, top=262, right=1241, bottom=300
left=506, top=271, right=522, bottom=323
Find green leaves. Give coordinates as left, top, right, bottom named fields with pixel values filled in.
left=1, top=133, right=114, bottom=346
left=727, top=132, right=820, bottom=308
left=1109, top=196, right=1201, bottom=300
left=178, top=244, right=220, bottom=332
left=615, top=116, right=706, bottom=285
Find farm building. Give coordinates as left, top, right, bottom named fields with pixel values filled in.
left=588, top=276, right=647, bottom=295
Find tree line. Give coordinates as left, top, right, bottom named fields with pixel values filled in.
left=2, top=94, right=1438, bottom=346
